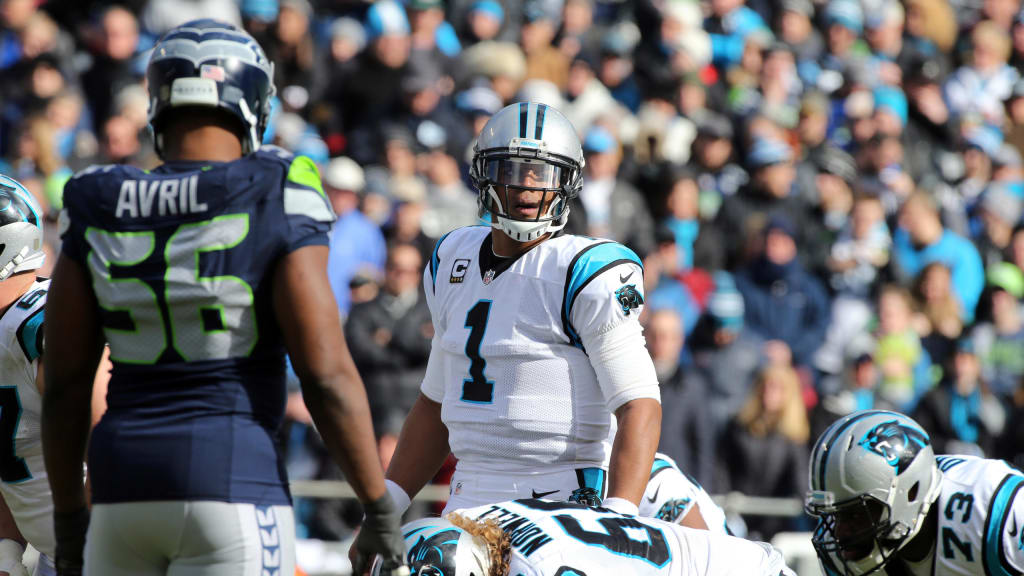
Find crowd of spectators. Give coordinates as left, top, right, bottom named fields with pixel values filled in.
left=4, top=0, right=1024, bottom=545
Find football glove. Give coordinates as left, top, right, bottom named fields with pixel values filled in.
left=351, top=494, right=407, bottom=576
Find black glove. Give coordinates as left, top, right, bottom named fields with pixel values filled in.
left=352, top=494, right=407, bottom=575
left=54, top=508, right=89, bottom=576
left=568, top=487, right=602, bottom=507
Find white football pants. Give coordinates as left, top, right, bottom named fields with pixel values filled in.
left=84, top=501, right=294, bottom=576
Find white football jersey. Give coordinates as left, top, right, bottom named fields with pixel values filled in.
left=456, top=499, right=794, bottom=576
left=421, top=226, right=655, bottom=473
left=0, top=279, right=55, bottom=557
left=640, top=453, right=730, bottom=535
left=900, top=455, right=1024, bottom=576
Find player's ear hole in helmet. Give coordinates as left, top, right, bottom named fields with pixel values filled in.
left=0, top=175, right=45, bottom=282
left=470, top=102, right=584, bottom=243
left=146, top=19, right=276, bottom=158
left=805, top=410, right=942, bottom=576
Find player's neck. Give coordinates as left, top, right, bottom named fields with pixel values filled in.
left=491, top=229, right=550, bottom=258
left=0, top=274, right=35, bottom=317
left=164, top=127, right=243, bottom=163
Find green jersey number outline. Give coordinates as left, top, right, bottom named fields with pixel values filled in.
left=86, top=214, right=256, bottom=364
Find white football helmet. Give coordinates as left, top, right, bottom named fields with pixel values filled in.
left=806, top=410, right=942, bottom=576
left=372, top=517, right=491, bottom=576
left=0, top=175, right=45, bottom=281
left=470, top=102, right=584, bottom=243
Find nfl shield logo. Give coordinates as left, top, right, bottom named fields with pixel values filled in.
left=483, top=269, right=495, bottom=285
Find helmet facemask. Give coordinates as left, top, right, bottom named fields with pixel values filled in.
left=472, top=142, right=583, bottom=243
left=807, top=494, right=905, bottom=576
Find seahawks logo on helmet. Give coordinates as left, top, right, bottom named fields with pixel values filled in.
left=406, top=528, right=461, bottom=576
left=614, top=284, right=643, bottom=316
left=858, top=419, right=929, bottom=475
left=655, top=498, right=691, bottom=522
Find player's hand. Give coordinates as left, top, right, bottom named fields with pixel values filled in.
left=351, top=494, right=407, bottom=576
left=53, top=508, right=89, bottom=576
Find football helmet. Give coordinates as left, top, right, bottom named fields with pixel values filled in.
left=806, top=410, right=942, bottom=576
left=146, top=19, right=275, bottom=157
left=0, top=175, right=44, bottom=281
left=372, top=517, right=490, bottom=576
left=470, top=102, right=584, bottom=242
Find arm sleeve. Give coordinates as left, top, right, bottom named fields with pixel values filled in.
left=418, top=336, right=446, bottom=403
left=419, top=262, right=446, bottom=402
left=570, top=258, right=659, bottom=411
left=281, top=155, right=335, bottom=253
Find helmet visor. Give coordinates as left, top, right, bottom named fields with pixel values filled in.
left=485, top=159, right=562, bottom=189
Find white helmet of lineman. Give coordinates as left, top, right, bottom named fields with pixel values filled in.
left=470, top=102, right=584, bottom=243
left=372, top=517, right=491, bottom=576
left=806, top=410, right=942, bottom=576
left=0, top=175, right=45, bottom=281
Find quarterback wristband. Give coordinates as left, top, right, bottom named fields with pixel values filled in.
left=0, top=538, right=24, bottom=572
left=384, top=479, right=411, bottom=515
left=602, top=497, right=639, bottom=516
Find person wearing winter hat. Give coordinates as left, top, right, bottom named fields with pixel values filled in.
left=975, top=183, right=1023, bottom=267
left=734, top=215, right=831, bottom=370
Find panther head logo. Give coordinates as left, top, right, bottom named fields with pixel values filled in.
left=655, top=498, right=691, bottom=522
left=858, top=419, right=929, bottom=475
left=406, top=528, right=461, bottom=576
left=614, top=284, right=643, bottom=316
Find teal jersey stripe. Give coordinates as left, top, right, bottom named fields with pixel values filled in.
left=16, top=308, right=44, bottom=362
left=561, top=242, right=642, bottom=348
left=984, top=473, right=1024, bottom=576
left=651, top=458, right=676, bottom=479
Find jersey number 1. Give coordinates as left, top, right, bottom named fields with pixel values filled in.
left=461, top=300, right=494, bottom=404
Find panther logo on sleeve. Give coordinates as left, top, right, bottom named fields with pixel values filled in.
left=614, top=285, right=643, bottom=316
left=654, top=498, right=691, bottom=522
left=858, top=420, right=929, bottom=475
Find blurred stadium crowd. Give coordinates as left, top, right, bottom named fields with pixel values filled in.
left=3, top=0, right=1024, bottom=545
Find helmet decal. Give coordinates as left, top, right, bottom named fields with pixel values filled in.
left=406, top=527, right=461, bottom=576
left=858, top=420, right=929, bottom=475
left=0, top=181, right=40, bottom=227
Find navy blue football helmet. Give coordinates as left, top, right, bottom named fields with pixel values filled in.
left=146, top=19, right=275, bottom=156
left=0, top=175, right=44, bottom=281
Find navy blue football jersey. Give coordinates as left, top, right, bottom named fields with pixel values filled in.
left=59, top=146, right=335, bottom=506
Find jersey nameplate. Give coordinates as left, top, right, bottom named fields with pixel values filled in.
left=115, top=175, right=207, bottom=219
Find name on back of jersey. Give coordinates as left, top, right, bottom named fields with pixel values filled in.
left=115, top=175, right=207, bottom=219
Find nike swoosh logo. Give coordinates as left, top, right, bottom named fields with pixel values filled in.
left=619, top=271, right=634, bottom=283
left=646, top=484, right=661, bottom=503
left=532, top=489, right=560, bottom=499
